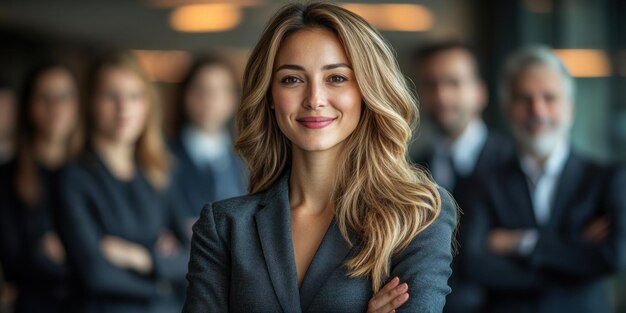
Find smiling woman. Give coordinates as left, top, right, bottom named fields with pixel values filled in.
left=183, top=2, right=457, bottom=313
left=271, top=27, right=362, bottom=153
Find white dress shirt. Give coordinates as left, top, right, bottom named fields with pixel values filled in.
left=181, top=126, right=232, bottom=170
left=517, top=139, right=571, bottom=255
left=431, top=119, right=488, bottom=190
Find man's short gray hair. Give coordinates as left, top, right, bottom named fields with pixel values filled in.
left=499, top=45, right=575, bottom=105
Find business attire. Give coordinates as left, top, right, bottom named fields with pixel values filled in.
left=461, top=144, right=626, bottom=313
left=169, top=127, right=247, bottom=220
left=0, top=160, right=78, bottom=313
left=183, top=170, right=456, bottom=313
left=56, top=148, right=190, bottom=313
left=413, top=120, right=515, bottom=313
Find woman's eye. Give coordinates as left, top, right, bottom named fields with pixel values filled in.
left=329, top=75, right=347, bottom=83
left=280, top=76, right=302, bottom=85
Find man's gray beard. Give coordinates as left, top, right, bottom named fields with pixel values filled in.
left=511, top=118, right=571, bottom=157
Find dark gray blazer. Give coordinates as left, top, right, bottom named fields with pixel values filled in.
left=183, top=171, right=457, bottom=313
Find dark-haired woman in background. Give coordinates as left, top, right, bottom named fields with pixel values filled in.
left=169, top=55, right=247, bottom=232
left=0, top=62, right=81, bottom=313
left=56, top=52, right=189, bottom=313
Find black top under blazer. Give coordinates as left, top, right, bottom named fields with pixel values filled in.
left=183, top=171, right=457, bottom=313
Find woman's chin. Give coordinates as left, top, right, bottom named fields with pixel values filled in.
left=293, top=139, right=344, bottom=153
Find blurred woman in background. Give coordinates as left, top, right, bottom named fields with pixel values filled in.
left=0, top=79, right=17, bottom=313
left=0, top=80, right=16, bottom=165
left=169, top=55, right=247, bottom=233
left=56, top=52, right=189, bottom=313
left=0, top=62, right=81, bottom=313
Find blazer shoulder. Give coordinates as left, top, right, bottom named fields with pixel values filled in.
left=59, top=159, right=94, bottom=185
left=436, top=186, right=459, bottom=229
left=201, top=192, right=263, bottom=219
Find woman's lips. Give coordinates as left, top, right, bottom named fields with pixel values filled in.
left=296, top=116, right=336, bottom=129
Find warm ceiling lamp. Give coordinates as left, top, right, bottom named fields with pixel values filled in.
left=553, top=49, right=611, bottom=77
left=340, top=3, right=433, bottom=32
left=169, top=3, right=242, bottom=32
left=148, top=0, right=263, bottom=7
left=133, top=50, right=192, bottom=83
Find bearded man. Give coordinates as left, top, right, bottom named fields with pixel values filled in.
left=461, top=46, right=626, bottom=313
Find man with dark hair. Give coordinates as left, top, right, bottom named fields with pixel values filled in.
left=412, top=41, right=514, bottom=313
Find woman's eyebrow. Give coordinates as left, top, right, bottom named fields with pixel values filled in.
left=274, top=63, right=352, bottom=72
left=322, top=63, right=351, bottom=70
left=275, top=64, right=304, bottom=72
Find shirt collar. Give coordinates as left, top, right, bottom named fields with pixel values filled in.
left=182, top=125, right=230, bottom=165
left=519, top=139, right=571, bottom=184
left=434, top=119, right=488, bottom=176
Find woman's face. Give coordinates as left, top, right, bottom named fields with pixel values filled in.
left=185, top=65, right=238, bottom=133
left=30, top=68, right=79, bottom=142
left=271, top=27, right=362, bottom=152
left=92, top=67, right=150, bottom=145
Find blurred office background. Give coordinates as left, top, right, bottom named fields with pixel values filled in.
left=1, top=0, right=625, bottom=160
left=1, top=0, right=625, bottom=312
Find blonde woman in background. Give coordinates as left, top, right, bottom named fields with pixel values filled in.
left=183, top=2, right=456, bottom=313
left=56, top=52, right=189, bottom=313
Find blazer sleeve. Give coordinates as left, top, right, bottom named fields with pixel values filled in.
left=461, top=182, right=545, bottom=290
left=183, top=202, right=230, bottom=313
left=527, top=165, right=626, bottom=279
left=389, top=188, right=456, bottom=313
left=56, top=167, right=159, bottom=300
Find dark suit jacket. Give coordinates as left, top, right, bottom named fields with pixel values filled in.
left=412, top=130, right=515, bottom=196
left=169, top=136, right=247, bottom=220
left=183, top=170, right=457, bottom=313
left=462, top=150, right=626, bottom=313
left=56, top=149, right=190, bottom=313
left=413, top=130, right=515, bottom=313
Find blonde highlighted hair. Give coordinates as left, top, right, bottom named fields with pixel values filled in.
left=85, top=52, right=170, bottom=189
left=235, top=2, right=443, bottom=292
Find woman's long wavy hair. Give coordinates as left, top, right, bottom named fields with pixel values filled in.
left=235, top=2, right=443, bottom=292
left=85, top=52, right=170, bottom=189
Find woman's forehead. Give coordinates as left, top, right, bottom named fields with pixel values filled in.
left=274, top=28, right=351, bottom=70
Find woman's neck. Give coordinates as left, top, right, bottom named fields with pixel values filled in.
left=92, top=135, right=135, bottom=181
left=288, top=145, right=342, bottom=216
left=34, top=136, right=66, bottom=169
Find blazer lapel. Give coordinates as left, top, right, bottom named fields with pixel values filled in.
left=549, top=151, right=585, bottom=228
left=255, top=172, right=302, bottom=313
left=499, top=159, right=537, bottom=227
left=298, top=220, right=354, bottom=312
